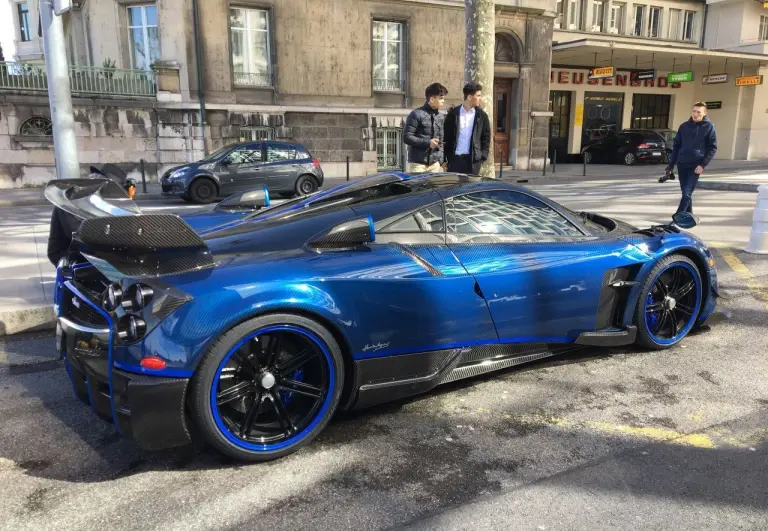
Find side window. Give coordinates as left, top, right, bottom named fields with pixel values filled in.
left=380, top=203, right=445, bottom=233
left=446, top=190, right=584, bottom=240
left=296, top=146, right=311, bottom=159
left=226, top=143, right=262, bottom=164
left=267, top=144, right=297, bottom=162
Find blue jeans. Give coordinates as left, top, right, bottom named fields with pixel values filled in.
left=676, top=165, right=700, bottom=214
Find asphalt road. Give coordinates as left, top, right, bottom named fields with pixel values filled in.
left=0, top=181, right=767, bottom=530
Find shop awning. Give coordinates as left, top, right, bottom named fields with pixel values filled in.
left=552, top=39, right=768, bottom=73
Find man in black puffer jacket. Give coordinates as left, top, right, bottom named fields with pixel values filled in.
left=403, top=83, right=448, bottom=173
left=665, top=102, right=717, bottom=215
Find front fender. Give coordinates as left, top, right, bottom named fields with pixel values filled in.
left=619, top=235, right=715, bottom=327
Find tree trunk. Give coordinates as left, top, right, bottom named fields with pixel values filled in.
left=465, top=0, right=495, bottom=177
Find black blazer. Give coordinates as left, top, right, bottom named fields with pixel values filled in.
left=443, top=105, right=491, bottom=164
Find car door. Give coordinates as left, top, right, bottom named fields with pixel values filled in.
left=444, top=189, right=644, bottom=343
left=355, top=198, right=499, bottom=353
left=261, top=143, right=300, bottom=192
left=217, top=143, right=264, bottom=194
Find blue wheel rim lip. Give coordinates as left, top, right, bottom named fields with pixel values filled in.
left=644, top=262, right=701, bottom=345
left=210, top=324, right=335, bottom=452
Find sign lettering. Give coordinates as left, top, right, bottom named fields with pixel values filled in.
left=667, top=71, right=694, bottom=83
left=702, top=73, right=728, bottom=85
left=550, top=70, right=681, bottom=89
left=589, top=66, right=614, bottom=79
left=736, top=75, right=763, bottom=86
left=631, top=69, right=656, bottom=82
left=705, top=101, right=722, bottom=109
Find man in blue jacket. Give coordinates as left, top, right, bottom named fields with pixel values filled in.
left=665, top=102, right=718, bottom=215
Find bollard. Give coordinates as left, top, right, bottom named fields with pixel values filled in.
left=542, top=150, right=547, bottom=177
left=583, top=155, right=587, bottom=176
left=553, top=150, right=556, bottom=173
left=346, top=156, right=350, bottom=182
left=140, top=159, right=147, bottom=193
left=499, top=160, right=503, bottom=179
left=745, top=184, right=768, bottom=254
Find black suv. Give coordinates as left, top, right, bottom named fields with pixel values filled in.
left=581, top=130, right=667, bottom=166
left=161, top=140, right=325, bottom=203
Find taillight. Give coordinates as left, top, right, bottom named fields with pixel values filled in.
left=637, top=143, right=650, bottom=149
left=312, top=158, right=321, bottom=167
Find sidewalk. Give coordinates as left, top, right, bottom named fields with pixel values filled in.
left=1, top=159, right=767, bottom=208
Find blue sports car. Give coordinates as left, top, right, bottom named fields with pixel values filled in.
left=46, top=172, right=718, bottom=462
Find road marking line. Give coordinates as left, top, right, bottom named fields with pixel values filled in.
left=503, top=414, right=716, bottom=449
left=713, top=245, right=768, bottom=310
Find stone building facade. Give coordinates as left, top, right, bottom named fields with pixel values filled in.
left=0, top=0, right=556, bottom=188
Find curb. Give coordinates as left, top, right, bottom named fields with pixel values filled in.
left=697, top=181, right=760, bottom=192
left=0, top=305, right=56, bottom=337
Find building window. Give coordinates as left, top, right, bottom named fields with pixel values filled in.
left=609, top=3, right=625, bottom=34
left=592, top=1, right=605, bottom=32
left=373, top=21, right=405, bottom=92
left=568, top=0, right=585, bottom=30
left=127, top=5, right=159, bottom=70
left=17, top=2, right=31, bottom=42
left=668, top=9, right=681, bottom=40
left=20, top=117, right=53, bottom=136
left=555, top=0, right=564, bottom=29
left=648, top=7, right=661, bottom=38
left=683, top=11, right=695, bottom=41
left=230, top=8, right=272, bottom=87
left=239, top=126, right=274, bottom=142
left=632, top=5, right=645, bottom=36
left=759, top=15, right=768, bottom=41
left=376, top=128, right=402, bottom=170
left=631, top=94, right=671, bottom=129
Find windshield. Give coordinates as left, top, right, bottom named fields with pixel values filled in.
left=201, top=145, right=231, bottom=162
left=660, top=130, right=677, bottom=142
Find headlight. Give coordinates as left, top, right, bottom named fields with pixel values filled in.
left=168, top=168, right=188, bottom=180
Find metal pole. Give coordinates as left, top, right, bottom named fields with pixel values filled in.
left=553, top=150, right=557, bottom=173
left=191, top=0, right=207, bottom=155
left=542, top=149, right=547, bottom=176
left=346, top=156, right=350, bottom=181
left=140, top=159, right=147, bottom=193
left=499, top=159, right=503, bottom=179
left=40, top=0, right=79, bottom=180
left=583, top=154, right=587, bottom=176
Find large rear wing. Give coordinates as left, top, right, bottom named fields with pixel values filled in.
left=44, top=178, right=214, bottom=279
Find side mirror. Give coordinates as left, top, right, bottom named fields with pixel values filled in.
left=309, top=216, right=375, bottom=251
left=215, top=186, right=271, bottom=212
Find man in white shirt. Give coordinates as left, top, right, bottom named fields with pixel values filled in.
left=443, top=83, right=491, bottom=175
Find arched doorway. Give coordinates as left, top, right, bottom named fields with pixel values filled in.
left=494, top=32, right=522, bottom=167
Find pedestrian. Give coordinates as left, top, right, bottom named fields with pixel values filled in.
left=665, top=102, right=718, bottom=216
left=403, top=82, right=448, bottom=173
left=443, top=82, right=491, bottom=175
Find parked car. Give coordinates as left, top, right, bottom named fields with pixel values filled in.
left=160, top=140, right=324, bottom=203
left=582, top=130, right=667, bottom=165
left=47, top=173, right=718, bottom=462
left=647, top=128, right=677, bottom=163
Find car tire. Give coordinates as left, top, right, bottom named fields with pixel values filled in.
left=624, top=152, right=636, bottom=165
left=189, top=177, right=218, bottom=204
left=189, top=313, right=345, bottom=462
left=634, top=255, right=703, bottom=350
left=181, top=195, right=193, bottom=203
left=295, top=174, right=319, bottom=196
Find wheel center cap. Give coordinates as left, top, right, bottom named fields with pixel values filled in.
left=665, top=296, right=677, bottom=310
left=260, top=372, right=276, bottom=390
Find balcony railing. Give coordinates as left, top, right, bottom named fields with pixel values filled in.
left=374, top=78, right=406, bottom=92
left=0, top=62, right=157, bottom=97
left=233, top=71, right=273, bottom=87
